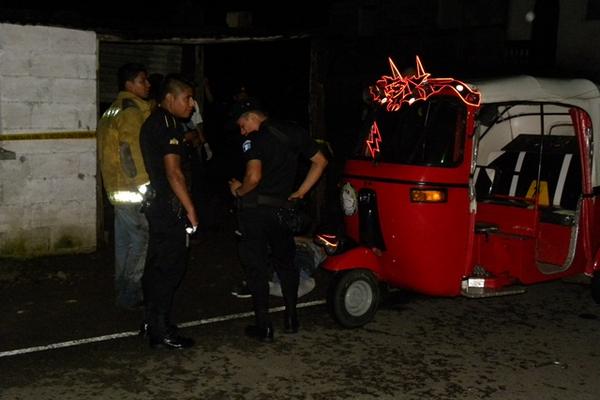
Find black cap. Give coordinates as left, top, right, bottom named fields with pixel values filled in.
left=230, top=97, right=263, bottom=120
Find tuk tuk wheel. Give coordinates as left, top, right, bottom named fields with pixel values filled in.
left=592, top=273, right=600, bottom=304
left=329, top=269, right=380, bottom=328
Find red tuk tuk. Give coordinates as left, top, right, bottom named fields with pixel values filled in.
left=317, top=57, right=600, bottom=328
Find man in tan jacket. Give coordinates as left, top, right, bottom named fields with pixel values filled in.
left=98, top=63, right=152, bottom=309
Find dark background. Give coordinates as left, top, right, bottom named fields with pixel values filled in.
left=0, top=0, right=574, bottom=233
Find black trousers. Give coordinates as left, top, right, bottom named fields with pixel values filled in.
left=237, top=206, right=298, bottom=328
left=142, top=215, right=188, bottom=339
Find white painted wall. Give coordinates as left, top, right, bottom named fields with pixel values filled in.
left=0, top=23, right=97, bottom=256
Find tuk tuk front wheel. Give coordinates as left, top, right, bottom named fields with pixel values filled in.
left=591, top=272, right=600, bottom=304
left=329, top=269, right=380, bottom=328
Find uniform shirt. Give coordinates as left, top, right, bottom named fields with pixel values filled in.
left=242, top=119, right=319, bottom=200
left=140, top=107, right=190, bottom=217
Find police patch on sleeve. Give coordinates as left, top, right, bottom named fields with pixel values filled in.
left=169, top=138, right=179, bottom=145
left=242, top=140, right=252, bottom=153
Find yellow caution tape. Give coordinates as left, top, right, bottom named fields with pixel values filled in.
left=0, top=131, right=96, bottom=141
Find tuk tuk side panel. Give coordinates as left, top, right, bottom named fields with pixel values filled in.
left=474, top=202, right=536, bottom=280
left=590, top=196, right=600, bottom=272
left=475, top=230, right=587, bottom=284
left=475, top=201, right=588, bottom=283
left=536, top=221, right=577, bottom=265
left=341, top=158, right=472, bottom=245
left=341, top=161, right=472, bottom=296
left=525, top=233, right=588, bottom=283
left=571, top=107, right=600, bottom=275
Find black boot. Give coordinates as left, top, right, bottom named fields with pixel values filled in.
left=148, top=312, right=193, bottom=350
left=149, top=334, right=194, bottom=350
left=139, top=321, right=178, bottom=338
left=284, top=310, right=299, bottom=334
left=245, top=323, right=274, bottom=343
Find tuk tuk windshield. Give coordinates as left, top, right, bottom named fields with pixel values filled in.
left=356, top=96, right=467, bottom=167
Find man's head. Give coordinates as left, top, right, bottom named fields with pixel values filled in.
left=231, top=98, right=267, bottom=136
left=118, top=63, right=150, bottom=100
left=159, top=74, right=195, bottom=119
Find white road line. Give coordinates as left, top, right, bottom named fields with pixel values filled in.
left=0, top=299, right=326, bottom=358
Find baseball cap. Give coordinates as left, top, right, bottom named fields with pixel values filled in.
left=230, top=97, right=263, bottom=120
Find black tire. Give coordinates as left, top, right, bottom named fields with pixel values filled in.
left=592, top=272, right=600, bottom=304
left=328, top=269, right=380, bottom=328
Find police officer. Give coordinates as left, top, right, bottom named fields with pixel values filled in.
left=228, top=101, right=328, bottom=342
left=139, top=74, right=198, bottom=349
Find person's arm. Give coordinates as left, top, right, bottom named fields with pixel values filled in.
left=288, top=151, right=328, bottom=200
left=164, top=153, right=198, bottom=227
left=116, top=107, right=147, bottom=179
left=229, top=159, right=261, bottom=197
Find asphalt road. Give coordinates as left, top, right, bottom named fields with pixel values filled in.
left=1, top=212, right=600, bottom=399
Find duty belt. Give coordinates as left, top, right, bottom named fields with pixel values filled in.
left=237, top=194, right=292, bottom=210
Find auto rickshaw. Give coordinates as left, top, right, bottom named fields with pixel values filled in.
left=317, top=56, right=600, bottom=328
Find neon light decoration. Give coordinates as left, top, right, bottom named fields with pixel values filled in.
left=370, top=56, right=481, bottom=112
left=364, top=56, right=481, bottom=159
left=366, top=121, right=382, bottom=158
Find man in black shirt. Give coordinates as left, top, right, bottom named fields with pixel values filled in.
left=228, top=101, right=328, bottom=342
left=139, top=74, right=198, bottom=349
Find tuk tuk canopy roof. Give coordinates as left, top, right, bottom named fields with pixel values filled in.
left=468, top=75, right=600, bottom=105
left=468, top=75, right=600, bottom=188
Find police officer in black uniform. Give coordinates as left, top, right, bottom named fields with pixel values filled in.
left=139, top=74, right=198, bottom=349
left=228, top=101, right=328, bottom=342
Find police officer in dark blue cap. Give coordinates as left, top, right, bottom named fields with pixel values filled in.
left=228, top=100, right=328, bottom=342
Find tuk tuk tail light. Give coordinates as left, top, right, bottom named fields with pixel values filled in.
left=410, top=188, right=447, bottom=203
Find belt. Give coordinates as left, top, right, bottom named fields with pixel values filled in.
left=237, top=194, right=292, bottom=210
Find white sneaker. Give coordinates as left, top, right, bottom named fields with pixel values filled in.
left=298, top=277, right=316, bottom=298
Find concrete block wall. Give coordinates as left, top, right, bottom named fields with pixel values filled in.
left=0, top=23, right=98, bottom=257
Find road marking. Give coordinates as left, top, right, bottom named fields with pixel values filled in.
left=0, top=300, right=326, bottom=358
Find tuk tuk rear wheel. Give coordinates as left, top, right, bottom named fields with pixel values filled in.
left=592, top=273, right=600, bottom=304
left=329, top=269, right=380, bottom=328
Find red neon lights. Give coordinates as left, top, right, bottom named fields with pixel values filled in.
left=370, top=56, right=481, bottom=112
left=366, top=121, right=382, bottom=158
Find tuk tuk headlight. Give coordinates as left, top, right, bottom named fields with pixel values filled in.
left=341, top=182, right=358, bottom=216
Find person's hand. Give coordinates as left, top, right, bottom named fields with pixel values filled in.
left=288, top=190, right=304, bottom=200
left=185, top=224, right=198, bottom=235
left=187, top=212, right=199, bottom=228
left=203, top=142, right=213, bottom=161
left=229, top=178, right=242, bottom=197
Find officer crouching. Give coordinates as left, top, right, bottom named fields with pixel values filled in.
left=228, top=100, right=328, bottom=342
